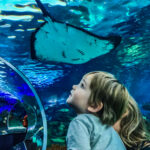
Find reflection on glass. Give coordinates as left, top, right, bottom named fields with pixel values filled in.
left=8, top=101, right=37, bottom=138
left=0, top=57, right=47, bottom=150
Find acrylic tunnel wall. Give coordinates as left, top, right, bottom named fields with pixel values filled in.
left=0, top=57, right=47, bottom=150
left=0, top=0, right=150, bottom=150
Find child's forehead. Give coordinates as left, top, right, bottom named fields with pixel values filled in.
left=82, top=74, right=89, bottom=80
left=83, top=73, right=95, bottom=79
left=82, top=74, right=94, bottom=83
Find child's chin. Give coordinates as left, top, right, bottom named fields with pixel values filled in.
left=66, top=96, right=72, bottom=104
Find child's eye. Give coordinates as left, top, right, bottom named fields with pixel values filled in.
left=80, top=83, right=84, bottom=88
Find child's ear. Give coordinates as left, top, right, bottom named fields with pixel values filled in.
left=87, top=102, right=103, bottom=113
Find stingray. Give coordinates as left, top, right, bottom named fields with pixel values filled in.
left=31, top=0, right=121, bottom=64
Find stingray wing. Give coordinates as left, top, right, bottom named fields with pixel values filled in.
left=31, top=0, right=121, bottom=64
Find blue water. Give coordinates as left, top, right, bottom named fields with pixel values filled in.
left=0, top=0, right=150, bottom=147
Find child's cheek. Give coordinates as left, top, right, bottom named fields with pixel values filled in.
left=74, top=93, right=83, bottom=104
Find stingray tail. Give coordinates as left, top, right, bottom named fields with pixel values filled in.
left=35, top=0, right=55, bottom=22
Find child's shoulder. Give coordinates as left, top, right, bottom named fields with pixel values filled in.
left=75, top=113, right=100, bottom=121
left=71, top=113, right=102, bottom=127
left=68, top=113, right=100, bottom=136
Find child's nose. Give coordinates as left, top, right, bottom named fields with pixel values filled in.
left=72, top=85, right=76, bottom=89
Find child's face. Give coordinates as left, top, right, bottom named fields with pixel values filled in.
left=66, top=74, right=93, bottom=114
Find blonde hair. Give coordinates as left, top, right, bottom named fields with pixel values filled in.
left=119, top=96, right=150, bottom=148
left=84, top=71, right=129, bottom=125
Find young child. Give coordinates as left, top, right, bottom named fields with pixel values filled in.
left=66, top=71, right=129, bottom=150
left=113, top=95, right=150, bottom=150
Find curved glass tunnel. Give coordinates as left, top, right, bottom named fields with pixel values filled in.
left=0, top=0, right=150, bottom=149
left=0, top=57, right=47, bottom=150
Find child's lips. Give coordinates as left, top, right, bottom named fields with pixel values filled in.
left=70, top=91, right=73, bottom=96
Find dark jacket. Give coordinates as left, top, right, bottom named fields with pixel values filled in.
left=0, top=131, right=26, bottom=150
